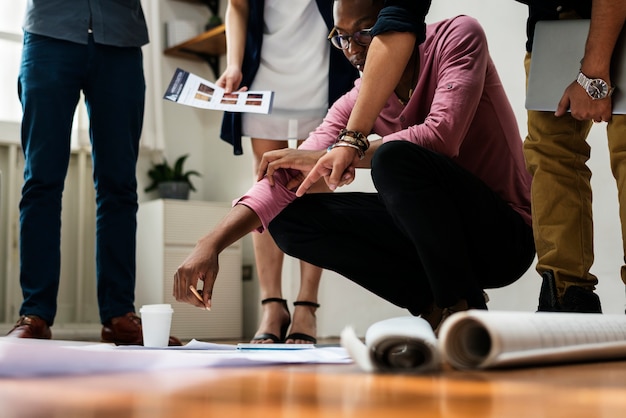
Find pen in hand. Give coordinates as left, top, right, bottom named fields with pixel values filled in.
left=189, top=285, right=211, bottom=311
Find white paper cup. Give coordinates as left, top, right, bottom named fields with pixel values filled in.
left=139, top=304, right=174, bottom=347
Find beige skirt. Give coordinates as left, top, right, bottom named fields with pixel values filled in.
left=242, top=112, right=325, bottom=141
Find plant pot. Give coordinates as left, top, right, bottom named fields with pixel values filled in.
left=158, top=182, right=190, bottom=200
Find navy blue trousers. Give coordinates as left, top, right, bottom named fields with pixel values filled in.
left=18, top=32, right=144, bottom=325
left=269, top=141, right=535, bottom=314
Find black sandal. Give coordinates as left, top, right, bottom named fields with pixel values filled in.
left=250, top=298, right=291, bottom=343
left=285, top=301, right=320, bottom=344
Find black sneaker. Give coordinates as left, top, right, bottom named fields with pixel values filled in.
left=537, top=270, right=602, bottom=313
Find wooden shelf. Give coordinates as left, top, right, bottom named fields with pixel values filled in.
left=163, top=23, right=225, bottom=77
left=164, top=23, right=225, bottom=59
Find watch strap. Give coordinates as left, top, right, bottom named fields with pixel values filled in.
left=576, top=71, right=614, bottom=99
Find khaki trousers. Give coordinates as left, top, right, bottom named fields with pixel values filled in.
left=524, top=52, right=626, bottom=298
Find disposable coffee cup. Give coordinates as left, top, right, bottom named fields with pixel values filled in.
left=139, top=304, right=174, bottom=347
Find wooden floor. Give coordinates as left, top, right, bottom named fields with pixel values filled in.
left=2, top=356, right=626, bottom=417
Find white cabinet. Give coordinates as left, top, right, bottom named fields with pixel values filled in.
left=136, top=199, right=242, bottom=340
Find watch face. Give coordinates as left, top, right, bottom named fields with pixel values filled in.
left=588, top=79, right=609, bottom=99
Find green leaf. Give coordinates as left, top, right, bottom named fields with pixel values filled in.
left=144, top=154, right=201, bottom=193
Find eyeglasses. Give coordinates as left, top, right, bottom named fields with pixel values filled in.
left=327, top=27, right=373, bottom=50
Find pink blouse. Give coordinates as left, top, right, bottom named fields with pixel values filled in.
left=235, top=16, right=532, bottom=230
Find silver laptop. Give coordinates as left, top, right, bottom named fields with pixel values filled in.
left=526, top=19, right=626, bottom=114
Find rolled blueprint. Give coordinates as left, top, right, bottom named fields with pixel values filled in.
left=439, top=310, right=626, bottom=370
left=341, top=316, right=441, bottom=373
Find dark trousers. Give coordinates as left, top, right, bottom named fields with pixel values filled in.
left=269, top=141, right=535, bottom=314
left=18, top=33, right=145, bottom=325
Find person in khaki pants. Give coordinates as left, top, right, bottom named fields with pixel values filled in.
left=519, top=0, right=626, bottom=312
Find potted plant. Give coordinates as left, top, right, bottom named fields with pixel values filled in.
left=144, top=154, right=201, bottom=200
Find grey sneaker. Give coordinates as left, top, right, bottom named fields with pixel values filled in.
left=537, top=270, right=602, bottom=313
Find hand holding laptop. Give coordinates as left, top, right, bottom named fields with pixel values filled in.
left=526, top=19, right=626, bottom=116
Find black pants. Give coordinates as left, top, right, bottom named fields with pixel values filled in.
left=269, top=141, right=535, bottom=314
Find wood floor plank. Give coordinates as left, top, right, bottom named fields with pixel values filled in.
left=2, top=360, right=626, bottom=417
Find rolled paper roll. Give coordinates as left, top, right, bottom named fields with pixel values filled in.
left=341, top=316, right=441, bottom=373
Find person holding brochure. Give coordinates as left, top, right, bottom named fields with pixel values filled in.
left=174, top=0, right=535, bottom=333
left=216, top=0, right=358, bottom=344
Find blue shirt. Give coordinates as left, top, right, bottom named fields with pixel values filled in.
left=23, top=0, right=149, bottom=47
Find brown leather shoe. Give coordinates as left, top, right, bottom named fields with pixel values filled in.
left=101, top=312, right=182, bottom=346
left=6, top=315, right=52, bottom=339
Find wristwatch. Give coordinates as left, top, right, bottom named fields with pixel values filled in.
left=576, top=71, right=614, bottom=100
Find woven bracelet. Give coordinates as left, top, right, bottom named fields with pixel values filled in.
left=338, top=129, right=370, bottom=152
